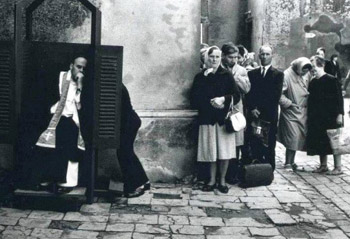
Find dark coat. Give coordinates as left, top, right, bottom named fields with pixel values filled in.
left=190, top=66, right=241, bottom=125
left=307, top=74, right=344, bottom=156
left=246, top=66, right=284, bottom=124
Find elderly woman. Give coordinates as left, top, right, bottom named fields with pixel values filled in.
left=191, top=46, right=240, bottom=193
left=307, top=56, right=344, bottom=175
left=278, top=57, right=312, bottom=171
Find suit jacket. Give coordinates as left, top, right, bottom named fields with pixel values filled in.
left=246, top=66, right=284, bottom=124
left=325, top=60, right=341, bottom=82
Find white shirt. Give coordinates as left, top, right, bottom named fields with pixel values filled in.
left=260, top=64, right=271, bottom=77
left=50, top=71, right=81, bottom=118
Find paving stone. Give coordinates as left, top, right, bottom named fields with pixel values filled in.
left=132, top=232, right=170, bottom=239
left=128, top=195, right=152, bottom=205
left=0, top=216, right=19, bottom=225
left=206, top=226, right=249, bottom=235
left=299, top=213, right=326, bottom=222
left=0, top=208, right=31, bottom=218
left=152, top=205, right=169, bottom=212
left=249, top=227, right=281, bottom=236
left=224, top=217, right=273, bottom=227
left=135, top=224, right=170, bottom=234
left=77, top=222, right=107, bottom=231
left=49, top=220, right=81, bottom=230
left=189, top=216, right=224, bottom=226
left=151, top=199, right=188, bottom=207
left=170, top=225, right=204, bottom=234
left=61, top=229, right=99, bottom=239
left=18, top=218, right=51, bottom=228
left=109, top=213, right=158, bottom=224
left=206, top=236, right=250, bottom=239
left=167, top=206, right=207, bottom=216
left=101, top=232, right=133, bottom=239
left=189, top=200, right=222, bottom=208
left=64, top=212, right=108, bottom=222
left=0, top=225, right=5, bottom=231
left=31, top=228, right=63, bottom=238
left=273, top=191, right=310, bottom=203
left=326, top=229, right=349, bottom=239
left=159, top=215, right=189, bottom=225
left=106, top=222, right=135, bottom=232
left=246, top=190, right=273, bottom=197
left=1, top=226, right=32, bottom=237
left=80, top=203, right=111, bottom=214
left=172, top=235, right=205, bottom=239
left=151, top=187, right=182, bottom=195
left=265, top=209, right=297, bottom=225
left=221, top=202, right=246, bottom=210
left=190, top=194, right=238, bottom=202
left=240, top=196, right=279, bottom=203
left=246, top=201, right=283, bottom=209
left=28, top=210, right=64, bottom=220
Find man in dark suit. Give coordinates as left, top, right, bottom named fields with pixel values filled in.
left=325, top=54, right=342, bottom=83
left=245, top=45, right=284, bottom=170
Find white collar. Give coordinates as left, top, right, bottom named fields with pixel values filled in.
left=204, top=68, right=215, bottom=76
left=261, top=64, right=271, bottom=72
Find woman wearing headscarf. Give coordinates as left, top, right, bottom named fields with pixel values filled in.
left=278, top=57, right=313, bottom=171
left=307, top=55, right=344, bottom=175
left=190, top=46, right=240, bottom=193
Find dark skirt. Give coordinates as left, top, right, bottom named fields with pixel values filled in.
left=307, top=118, right=340, bottom=156
left=30, top=116, right=83, bottom=184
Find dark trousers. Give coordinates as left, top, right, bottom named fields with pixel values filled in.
left=247, top=124, right=277, bottom=170
left=117, top=112, right=149, bottom=193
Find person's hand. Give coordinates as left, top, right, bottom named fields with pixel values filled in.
left=251, top=109, right=260, bottom=118
left=336, top=114, right=343, bottom=126
left=210, top=97, right=225, bottom=109
left=75, top=72, right=84, bottom=91
left=289, top=103, right=299, bottom=109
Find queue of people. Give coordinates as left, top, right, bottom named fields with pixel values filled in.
left=192, top=43, right=346, bottom=193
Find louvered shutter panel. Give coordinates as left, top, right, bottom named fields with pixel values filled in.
left=93, top=46, right=123, bottom=149
left=0, top=41, right=15, bottom=144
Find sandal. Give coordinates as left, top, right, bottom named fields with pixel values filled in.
left=326, top=168, right=343, bottom=176
left=312, top=166, right=329, bottom=173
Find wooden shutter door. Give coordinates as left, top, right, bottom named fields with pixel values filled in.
left=0, top=41, right=15, bottom=144
left=93, top=45, right=123, bottom=149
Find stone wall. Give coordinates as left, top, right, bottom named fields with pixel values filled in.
left=248, top=0, right=350, bottom=74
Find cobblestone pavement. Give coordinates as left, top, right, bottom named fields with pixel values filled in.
left=1, top=100, right=350, bottom=239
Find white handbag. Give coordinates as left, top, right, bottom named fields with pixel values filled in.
left=224, top=97, right=246, bottom=133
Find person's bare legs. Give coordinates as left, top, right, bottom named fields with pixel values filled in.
left=285, top=149, right=296, bottom=166
left=208, top=162, right=217, bottom=186
left=313, top=155, right=328, bottom=173
left=327, top=155, right=342, bottom=175
left=219, top=160, right=229, bottom=186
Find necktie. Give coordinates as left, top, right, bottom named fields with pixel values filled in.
left=261, top=67, right=265, bottom=77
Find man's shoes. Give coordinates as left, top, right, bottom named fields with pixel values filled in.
left=124, top=189, right=144, bottom=198
left=201, top=184, right=215, bottom=192
left=217, top=184, right=229, bottom=194
left=143, top=182, right=151, bottom=191
left=57, top=186, right=73, bottom=194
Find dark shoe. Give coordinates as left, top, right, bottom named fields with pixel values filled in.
left=57, top=186, right=73, bottom=194
left=201, top=184, right=215, bottom=192
left=217, top=184, right=229, bottom=194
left=125, top=190, right=144, bottom=198
left=143, top=182, right=151, bottom=191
